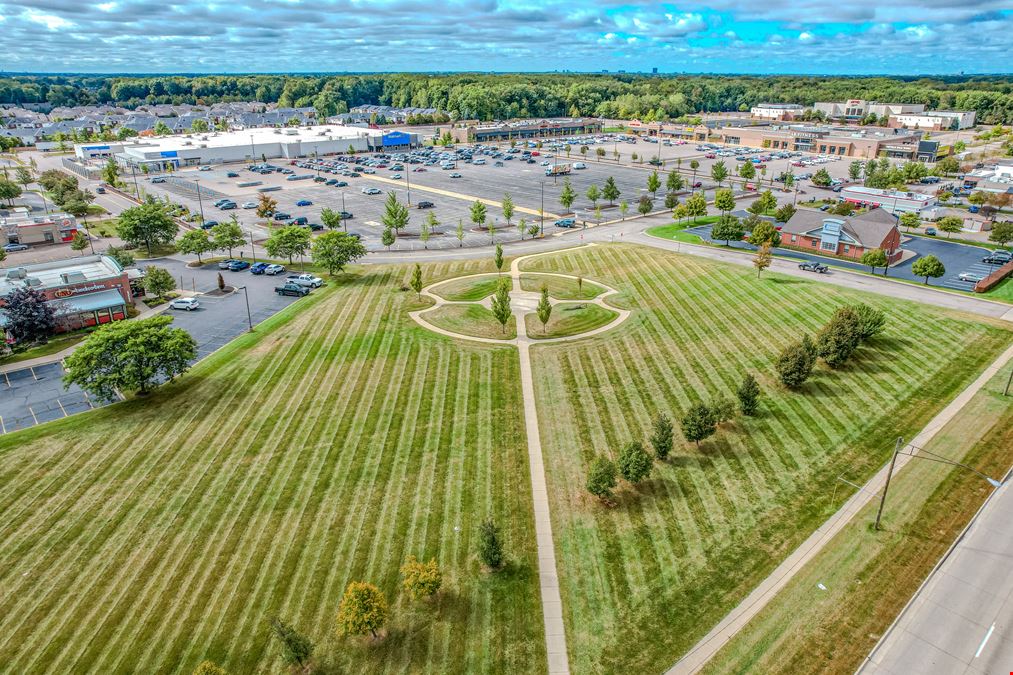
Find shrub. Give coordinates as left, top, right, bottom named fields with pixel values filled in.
left=816, top=306, right=863, bottom=368
left=478, top=519, right=504, bottom=569
left=776, top=339, right=815, bottom=388
left=400, top=556, right=442, bottom=600
left=617, top=441, right=652, bottom=484
left=587, top=455, right=618, bottom=501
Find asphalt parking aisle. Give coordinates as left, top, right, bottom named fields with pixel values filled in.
left=0, top=362, right=117, bottom=435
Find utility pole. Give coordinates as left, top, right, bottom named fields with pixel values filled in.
left=874, top=437, right=904, bottom=531
left=193, top=177, right=205, bottom=225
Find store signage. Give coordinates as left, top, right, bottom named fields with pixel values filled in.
left=53, top=284, right=107, bottom=298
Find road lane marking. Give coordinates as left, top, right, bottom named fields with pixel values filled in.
left=974, top=622, right=995, bottom=658
left=28, top=406, right=38, bottom=425
left=56, top=398, right=68, bottom=417
left=361, top=174, right=559, bottom=219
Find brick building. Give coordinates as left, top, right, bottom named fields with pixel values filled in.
left=780, top=208, right=902, bottom=263
left=1, top=211, right=79, bottom=247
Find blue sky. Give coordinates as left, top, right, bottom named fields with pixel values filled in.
left=0, top=1, right=1009, bottom=75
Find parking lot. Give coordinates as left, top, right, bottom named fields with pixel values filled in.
left=0, top=362, right=117, bottom=434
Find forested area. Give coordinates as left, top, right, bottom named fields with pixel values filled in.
left=3, top=73, right=1013, bottom=124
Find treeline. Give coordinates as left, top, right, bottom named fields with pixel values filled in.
left=3, top=74, right=1013, bottom=123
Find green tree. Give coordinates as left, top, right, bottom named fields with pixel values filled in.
left=153, top=121, right=171, bottom=136
left=101, top=157, right=121, bottom=187
left=335, top=581, right=388, bottom=639
left=456, top=219, right=465, bottom=247
left=501, top=193, right=514, bottom=226
left=106, top=245, right=134, bottom=268
left=603, top=176, right=620, bottom=205
left=968, top=191, right=988, bottom=207
left=469, top=199, right=487, bottom=232
left=711, top=214, right=744, bottom=245
left=256, top=193, right=277, bottom=219
left=192, top=661, right=227, bottom=675
left=815, top=306, right=863, bottom=368
left=812, top=168, right=832, bottom=187
left=63, top=315, right=196, bottom=398
left=269, top=617, right=314, bottom=669
left=753, top=242, right=772, bottom=278
left=478, top=519, right=504, bottom=569
left=264, top=225, right=311, bottom=265
left=117, top=202, right=178, bottom=256
left=774, top=203, right=796, bottom=223
left=748, top=220, right=782, bottom=248
left=0, top=179, right=23, bottom=205
left=619, top=200, right=629, bottom=220
left=408, top=263, right=423, bottom=300
left=190, top=119, right=209, bottom=133
left=860, top=248, right=888, bottom=274
left=176, top=229, right=213, bottom=263
left=848, top=161, right=863, bottom=181
left=211, top=218, right=245, bottom=257
left=586, top=455, right=618, bottom=502
left=898, top=211, right=921, bottom=231
left=517, top=217, right=527, bottom=241
left=737, top=373, right=760, bottom=416
left=528, top=222, right=540, bottom=238
left=750, top=190, right=777, bottom=215
left=494, top=243, right=504, bottom=273
left=586, top=184, right=600, bottom=208
left=14, top=166, right=32, bottom=189
left=714, top=188, right=735, bottom=214
left=420, top=211, right=436, bottom=249
left=312, top=231, right=366, bottom=276
left=536, top=285, right=552, bottom=333
left=684, top=192, right=707, bottom=222
left=381, top=227, right=396, bottom=251
left=711, top=160, right=728, bottom=186
left=738, top=160, right=755, bottom=183
left=559, top=178, right=576, bottom=212
left=617, top=440, right=652, bottom=484
left=490, top=277, right=512, bottom=333
left=689, top=159, right=700, bottom=187
left=852, top=303, right=887, bottom=340
left=647, top=170, right=661, bottom=196
left=911, top=254, right=945, bottom=284
left=681, top=404, right=716, bottom=447
left=143, top=265, right=176, bottom=299
left=937, top=215, right=963, bottom=238
left=988, top=220, right=1013, bottom=248
left=650, top=413, right=674, bottom=460
left=400, top=556, right=442, bottom=600
left=382, top=191, right=409, bottom=232
left=775, top=338, right=816, bottom=388
left=2, top=287, right=55, bottom=344
left=637, top=196, right=652, bottom=216
left=70, top=231, right=89, bottom=255
left=320, top=207, right=343, bottom=231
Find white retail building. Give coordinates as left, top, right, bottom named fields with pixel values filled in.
left=74, top=125, right=419, bottom=172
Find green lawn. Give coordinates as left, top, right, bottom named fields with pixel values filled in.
left=645, top=216, right=721, bottom=244
left=0, top=331, right=90, bottom=366
left=430, top=274, right=503, bottom=301
left=984, top=277, right=1013, bottom=302
left=424, top=303, right=517, bottom=340
left=520, top=244, right=1011, bottom=674
left=0, top=258, right=544, bottom=674
left=703, top=363, right=1013, bottom=675
left=519, top=274, right=604, bottom=300
left=525, top=303, right=617, bottom=339
left=85, top=219, right=119, bottom=238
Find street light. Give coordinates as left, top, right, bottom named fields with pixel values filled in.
left=237, top=286, right=253, bottom=332
left=875, top=437, right=1003, bottom=531
left=540, top=181, right=545, bottom=237
left=193, top=177, right=206, bottom=226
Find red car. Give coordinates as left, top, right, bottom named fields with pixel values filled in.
left=692, top=181, right=703, bottom=188
left=531, top=151, right=540, bottom=156
left=705, top=153, right=716, bottom=159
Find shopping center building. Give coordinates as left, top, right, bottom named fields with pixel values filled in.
left=0, top=255, right=136, bottom=336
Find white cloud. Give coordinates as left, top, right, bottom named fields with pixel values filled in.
left=23, top=11, right=74, bottom=30
left=798, top=31, right=815, bottom=43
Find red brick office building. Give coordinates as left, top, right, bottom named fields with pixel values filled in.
left=780, top=208, right=903, bottom=263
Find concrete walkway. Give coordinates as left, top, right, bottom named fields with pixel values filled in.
left=408, top=247, right=632, bottom=674
left=667, top=341, right=1013, bottom=674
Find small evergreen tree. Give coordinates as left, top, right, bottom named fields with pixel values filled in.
left=737, top=374, right=760, bottom=416
left=649, top=413, right=674, bottom=460
left=536, top=285, right=552, bottom=333
left=409, top=263, right=423, bottom=301
left=586, top=455, right=618, bottom=502
left=478, top=519, right=504, bottom=569
left=776, top=338, right=816, bottom=388
left=494, top=243, right=504, bottom=273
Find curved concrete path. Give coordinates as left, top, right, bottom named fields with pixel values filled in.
left=408, top=246, right=631, bottom=675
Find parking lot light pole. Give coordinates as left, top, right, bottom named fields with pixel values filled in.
left=341, top=192, right=346, bottom=213
left=238, top=286, right=253, bottom=332
left=249, top=231, right=257, bottom=264
left=193, top=177, right=206, bottom=225
left=540, top=182, right=545, bottom=237
left=405, top=167, right=411, bottom=206
left=130, top=164, right=140, bottom=199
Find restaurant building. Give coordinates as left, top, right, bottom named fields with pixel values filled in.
left=1, top=211, right=79, bottom=247
left=0, top=255, right=135, bottom=336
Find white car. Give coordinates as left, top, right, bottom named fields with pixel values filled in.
left=264, top=264, right=286, bottom=276
left=168, top=297, right=200, bottom=311
left=286, top=273, right=324, bottom=288
left=361, top=187, right=381, bottom=195
left=242, top=201, right=257, bottom=209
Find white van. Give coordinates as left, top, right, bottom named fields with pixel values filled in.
left=473, top=158, right=486, bottom=165
left=573, top=162, right=587, bottom=169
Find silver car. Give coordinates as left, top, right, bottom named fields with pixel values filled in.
left=168, top=297, right=200, bottom=311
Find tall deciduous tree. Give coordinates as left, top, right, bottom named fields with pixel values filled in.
left=860, top=248, right=888, bottom=274
left=748, top=221, right=782, bottom=248
left=116, top=202, right=178, bottom=255
left=320, top=207, right=343, bottom=231
left=409, top=263, right=423, bottom=300
left=265, top=225, right=311, bottom=264
left=711, top=214, right=744, bottom=245
left=586, top=184, right=600, bottom=208
left=176, top=229, right=213, bottom=263
left=63, top=315, right=197, bottom=398
left=469, top=199, right=487, bottom=231
left=911, top=254, right=945, bottom=284
left=335, top=582, right=388, bottom=639
left=684, top=192, right=707, bottom=222
left=312, top=231, right=366, bottom=275
left=143, top=265, right=176, bottom=299
left=490, top=278, right=512, bottom=333
left=711, top=160, right=728, bottom=186
left=501, top=193, right=514, bottom=226
left=559, top=178, right=576, bottom=212
left=617, top=440, right=652, bottom=484
left=681, top=404, right=716, bottom=447
left=647, top=170, right=661, bottom=196
left=211, top=218, right=245, bottom=257
left=256, top=193, right=278, bottom=219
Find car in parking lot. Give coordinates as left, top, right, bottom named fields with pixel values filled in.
left=219, top=202, right=237, bottom=210
left=554, top=218, right=576, bottom=228
left=151, top=177, right=166, bottom=183
left=287, top=273, right=324, bottom=288
left=417, top=200, right=434, bottom=209
left=449, top=172, right=462, bottom=178
left=200, top=220, right=219, bottom=230
left=226, top=172, right=239, bottom=178
left=958, top=271, right=985, bottom=283
left=275, top=283, right=310, bottom=297
left=199, top=166, right=211, bottom=172
left=338, top=211, right=354, bottom=220
left=273, top=212, right=291, bottom=221
left=361, top=187, right=382, bottom=195
left=169, top=297, right=200, bottom=311
left=3, top=243, right=29, bottom=252
left=798, top=261, right=829, bottom=273
left=242, top=201, right=257, bottom=209
left=228, top=260, right=251, bottom=271
left=982, top=251, right=1012, bottom=265
left=250, top=262, right=269, bottom=275
left=296, top=199, right=313, bottom=206
left=292, top=217, right=308, bottom=226
left=308, top=223, right=324, bottom=231
left=218, top=258, right=240, bottom=269
left=391, top=174, right=402, bottom=179
left=332, top=180, right=348, bottom=187
left=265, top=264, right=286, bottom=276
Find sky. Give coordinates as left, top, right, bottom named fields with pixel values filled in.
left=0, top=0, right=1010, bottom=75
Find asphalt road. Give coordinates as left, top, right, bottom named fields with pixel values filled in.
left=0, top=362, right=116, bottom=434
left=860, top=477, right=1013, bottom=674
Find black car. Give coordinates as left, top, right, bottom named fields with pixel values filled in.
left=982, top=252, right=1012, bottom=265
left=308, top=223, right=324, bottom=231
left=273, top=212, right=291, bottom=221
left=333, top=181, right=348, bottom=187
left=338, top=211, right=354, bottom=220
left=798, top=261, right=829, bottom=273
left=275, top=283, right=310, bottom=297
left=416, top=200, right=435, bottom=209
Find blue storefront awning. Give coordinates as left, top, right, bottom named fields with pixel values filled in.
left=57, top=289, right=127, bottom=313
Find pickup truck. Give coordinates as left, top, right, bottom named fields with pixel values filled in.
left=286, top=273, right=324, bottom=288
left=275, top=283, right=311, bottom=297
left=798, top=261, right=829, bottom=273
